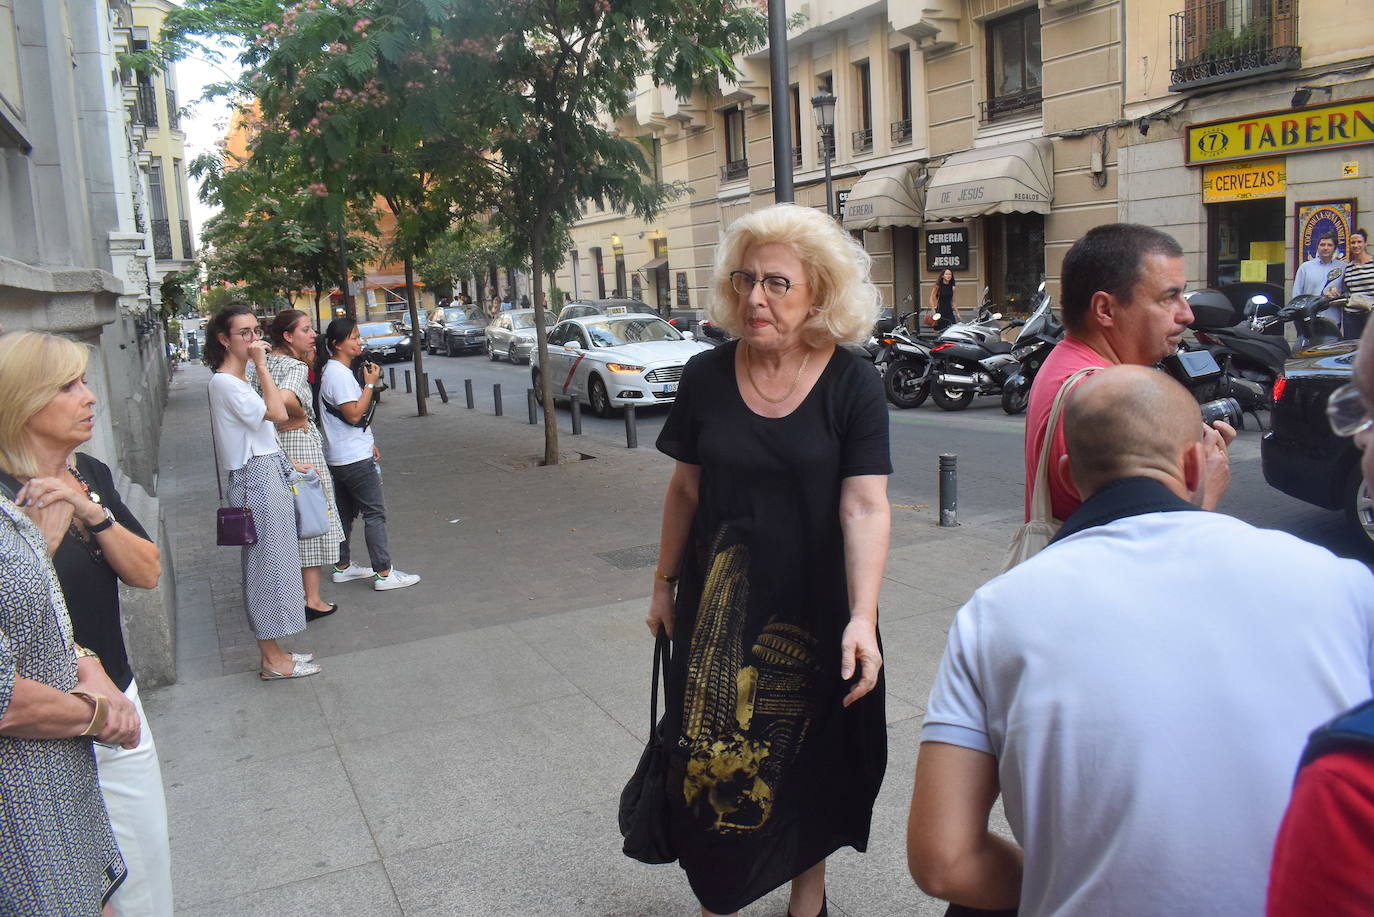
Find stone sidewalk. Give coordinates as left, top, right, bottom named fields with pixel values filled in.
left=146, top=363, right=1022, bottom=917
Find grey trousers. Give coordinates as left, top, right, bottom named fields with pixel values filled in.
left=329, top=457, right=391, bottom=573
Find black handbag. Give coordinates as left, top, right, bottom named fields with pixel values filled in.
left=619, top=632, right=676, bottom=864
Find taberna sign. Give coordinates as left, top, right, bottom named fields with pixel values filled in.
left=1186, top=96, right=1374, bottom=166
left=925, top=227, right=969, bottom=271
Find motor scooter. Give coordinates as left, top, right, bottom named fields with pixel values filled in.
left=1178, top=289, right=1291, bottom=426
left=923, top=286, right=1041, bottom=411
left=998, top=285, right=1063, bottom=415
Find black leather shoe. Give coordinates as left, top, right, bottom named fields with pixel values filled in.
left=305, top=603, right=338, bottom=621
left=786, top=898, right=827, bottom=917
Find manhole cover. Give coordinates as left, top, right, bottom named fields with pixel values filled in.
left=597, top=543, right=660, bottom=570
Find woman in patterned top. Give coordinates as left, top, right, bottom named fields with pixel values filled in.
left=251, top=310, right=345, bottom=621
left=0, top=331, right=141, bottom=915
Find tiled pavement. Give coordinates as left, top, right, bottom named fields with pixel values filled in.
left=146, top=362, right=1022, bottom=917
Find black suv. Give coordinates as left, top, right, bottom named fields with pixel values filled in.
left=426, top=306, right=488, bottom=356
left=1260, top=341, right=1373, bottom=557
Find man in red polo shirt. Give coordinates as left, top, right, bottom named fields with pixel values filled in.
left=1025, top=223, right=1235, bottom=522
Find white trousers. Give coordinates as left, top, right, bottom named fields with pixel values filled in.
left=97, top=679, right=174, bottom=917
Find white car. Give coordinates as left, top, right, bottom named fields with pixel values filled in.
left=531, top=313, right=710, bottom=417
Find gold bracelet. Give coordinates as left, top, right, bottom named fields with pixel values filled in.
left=74, top=645, right=99, bottom=661
left=70, top=690, right=109, bottom=737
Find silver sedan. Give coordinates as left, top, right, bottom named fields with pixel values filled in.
left=486, top=309, right=539, bottom=364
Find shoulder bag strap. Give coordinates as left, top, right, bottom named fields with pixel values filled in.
left=1028, top=367, right=1097, bottom=524
left=648, top=632, right=670, bottom=738
left=208, top=383, right=226, bottom=507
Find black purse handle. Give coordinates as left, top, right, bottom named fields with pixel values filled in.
left=649, top=631, right=671, bottom=736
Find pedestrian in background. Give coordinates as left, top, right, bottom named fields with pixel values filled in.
left=316, top=319, right=419, bottom=592
left=929, top=267, right=960, bottom=330
left=648, top=203, right=891, bottom=917
left=251, top=310, right=345, bottom=621
left=0, top=335, right=139, bottom=915
left=909, top=365, right=1374, bottom=917
left=1336, top=228, right=1374, bottom=340
left=205, top=304, right=320, bottom=679
left=0, top=331, right=172, bottom=916
left=1294, top=231, right=1347, bottom=328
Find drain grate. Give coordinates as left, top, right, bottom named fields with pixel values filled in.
left=597, top=543, right=660, bottom=570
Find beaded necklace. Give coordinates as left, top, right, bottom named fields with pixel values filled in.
left=66, top=463, right=105, bottom=565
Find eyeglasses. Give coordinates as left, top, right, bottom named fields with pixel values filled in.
left=231, top=327, right=263, bottom=340
left=730, top=270, right=804, bottom=298
left=1326, top=382, right=1374, bottom=438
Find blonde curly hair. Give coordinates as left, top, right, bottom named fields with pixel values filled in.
left=708, top=204, right=881, bottom=346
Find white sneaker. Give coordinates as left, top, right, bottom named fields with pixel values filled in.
left=332, top=562, right=373, bottom=584
left=373, top=568, right=420, bottom=591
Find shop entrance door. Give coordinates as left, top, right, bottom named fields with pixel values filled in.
left=1208, top=198, right=1286, bottom=287
left=986, top=213, right=1045, bottom=314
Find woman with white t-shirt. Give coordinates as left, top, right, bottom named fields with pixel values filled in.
left=205, top=304, right=320, bottom=680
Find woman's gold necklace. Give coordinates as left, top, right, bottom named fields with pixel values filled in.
left=743, top=342, right=811, bottom=404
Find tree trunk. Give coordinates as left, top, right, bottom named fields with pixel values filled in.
left=338, top=224, right=356, bottom=319
left=530, top=234, right=561, bottom=465
left=312, top=284, right=324, bottom=331
left=404, top=256, right=428, bottom=417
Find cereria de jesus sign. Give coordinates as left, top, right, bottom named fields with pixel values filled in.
left=1186, top=97, right=1374, bottom=167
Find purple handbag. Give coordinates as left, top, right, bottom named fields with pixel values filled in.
left=215, top=506, right=257, bottom=546
left=210, top=389, right=258, bottom=547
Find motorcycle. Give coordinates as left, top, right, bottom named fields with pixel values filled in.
left=1175, top=289, right=1291, bottom=427
left=998, top=285, right=1063, bottom=415
left=1249, top=292, right=1343, bottom=351
left=923, top=289, right=1036, bottom=412
left=875, top=324, right=934, bottom=409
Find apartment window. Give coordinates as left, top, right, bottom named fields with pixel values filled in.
left=722, top=107, right=747, bottom=182
left=148, top=159, right=167, bottom=221
left=891, top=48, right=913, bottom=145
left=984, top=8, right=1042, bottom=122
left=790, top=84, right=802, bottom=168
left=853, top=61, right=873, bottom=153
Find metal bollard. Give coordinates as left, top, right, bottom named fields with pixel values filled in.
left=464, top=379, right=474, bottom=409
left=624, top=403, right=638, bottom=448
left=527, top=388, right=538, bottom=424
left=404, top=369, right=412, bottom=394
left=570, top=397, right=582, bottom=435
left=938, top=453, right=959, bottom=527
left=493, top=383, right=503, bottom=416
left=388, top=367, right=396, bottom=389
left=435, top=379, right=449, bottom=404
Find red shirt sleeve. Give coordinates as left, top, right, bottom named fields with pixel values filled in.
left=1268, top=750, right=1374, bottom=916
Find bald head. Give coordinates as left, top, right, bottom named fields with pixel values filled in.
left=1062, top=365, right=1205, bottom=500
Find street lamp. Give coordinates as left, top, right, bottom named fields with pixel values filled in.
left=811, top=88, right=837, bottom=218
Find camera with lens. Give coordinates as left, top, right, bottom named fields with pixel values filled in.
left=1199, top=397, right=1241, bottom=428
left=352, top=357, right=388, bottom=400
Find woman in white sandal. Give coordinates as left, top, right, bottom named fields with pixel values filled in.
left=205, top=303, right=320, bottom=680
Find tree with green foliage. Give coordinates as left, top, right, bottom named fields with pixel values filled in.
left=482, top=0, right=767, bottom=464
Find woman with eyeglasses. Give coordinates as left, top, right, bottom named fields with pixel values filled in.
left=645, top=204, right=891, bottom=917
left=205, top=304, right=319, bottom=680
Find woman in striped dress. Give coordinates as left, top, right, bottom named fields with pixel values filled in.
left=1339, top=229, right=1374, bottom=339
left=251, top=310, right=345, bottom=621
left=205, top=303, right=320, bottom=680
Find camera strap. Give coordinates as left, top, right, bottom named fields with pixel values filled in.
left=322, top=396, right=376, bottom=431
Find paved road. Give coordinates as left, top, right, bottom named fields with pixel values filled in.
left=387, top=351, right=1369, bottom=564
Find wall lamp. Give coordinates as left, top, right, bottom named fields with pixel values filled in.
left=1291, top=85, right=1333, bottom=108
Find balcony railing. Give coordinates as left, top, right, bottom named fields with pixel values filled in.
left=720, top=159, right=749, bottom=182
left=134, top=84, right=158, bottom=128
left=891, top=119, right=913, bottom=144
left=151, top=218, right=173, bottom=260
left=166, top=89, right=180, bottom=130
left=179, top=219, right=193, bottom=257
left=981, top=88, right=1042, bottom=123
left=1169, top=0, right=1299, bottom=90
left=817, top=133, right=835, bottom=161
left=852, top=127, right=873, bottom=153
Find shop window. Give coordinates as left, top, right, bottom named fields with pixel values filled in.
left=852, top=61, right=872, bottom=153
left=722, top=107, right=747, bottom=182
left=986, top=213, right=1044, bottom=313
left=891, top=48, right=913, bottom=145
left=1208, top=198, right=1286, bottom=287
left=984, top=8, right=1042, bottom=123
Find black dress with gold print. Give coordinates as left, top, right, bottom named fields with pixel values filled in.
left=655, top=341, right=891, bottom=915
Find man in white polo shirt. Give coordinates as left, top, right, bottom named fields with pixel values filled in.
left=907, top=365, right=1374, bottom=917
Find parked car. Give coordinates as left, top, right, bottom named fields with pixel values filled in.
left=531, top=313, right=709, bottom=417
left=358, top=320, right=413, bottom=363
left=486, top=309, right=538, bottom=364
left=393, top=311, right=424, bottom=348
left=1260, top=340, right=1373, bottom=557
left=556, top=298, right=647, bottom=321
left=426, top=306, right=488, bottom=356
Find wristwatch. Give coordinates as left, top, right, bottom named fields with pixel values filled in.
left=70, top=690, right=109, bottom=738
left=365, top=383, right=377, bottom=390
left=87, top=507, right=116, bottom=534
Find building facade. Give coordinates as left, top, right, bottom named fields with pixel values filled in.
left=553, top=0, right=1374, bottom=319
left=0, top=0, right=193, bottom=686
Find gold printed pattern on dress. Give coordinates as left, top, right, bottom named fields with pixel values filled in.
left=681, top=525, right=820, bottom=834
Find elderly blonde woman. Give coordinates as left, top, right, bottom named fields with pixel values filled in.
left=0, top=331, right=155, bottom=915
left=645, top=204, right=892, bottom=917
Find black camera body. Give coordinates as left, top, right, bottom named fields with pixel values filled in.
left=352, top=358, right=389, bottom=400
